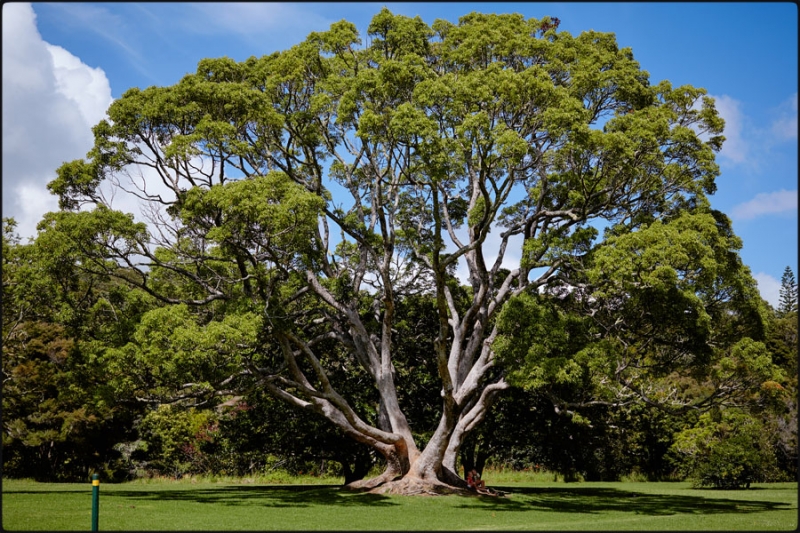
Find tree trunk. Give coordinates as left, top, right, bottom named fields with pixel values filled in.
left=343, top=407, right=476, bottom=495
left=344, top=443, right=407, bottom=490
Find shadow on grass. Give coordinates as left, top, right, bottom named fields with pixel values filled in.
left=101, top=485, right=397, bottom=508
left=8, top=484, right=791, bottom=517
left=458, top=486, right=793, bottom=516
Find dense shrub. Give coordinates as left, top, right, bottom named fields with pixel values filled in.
left=670, top=410, right=783, bottom=488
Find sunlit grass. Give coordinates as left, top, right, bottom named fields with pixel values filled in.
left=3, top=476, right=796, bottom=531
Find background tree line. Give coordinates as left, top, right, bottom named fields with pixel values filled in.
left=3, top=216, right=796, bottom=488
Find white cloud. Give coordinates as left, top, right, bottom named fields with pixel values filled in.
left=710, top=94, right=748, bottom=165
left=1, top=2, right=112, bottom=241
left=770, top=92, right=798, bottom=141
left=709, top=92, right=798, bottom=169
left=731, top=189, right=798, bottom=220
left=754, top=272, right=781, bottom=308
left=47, top=44, right=112, bottom=126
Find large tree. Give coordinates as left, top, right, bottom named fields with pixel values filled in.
left=44, top=10, right=726, bottom=494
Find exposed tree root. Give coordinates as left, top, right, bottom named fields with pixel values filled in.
left=364, top=476, right=476, bottom=496
left=343, top=468, right=509, bottom=497
left=343, top=471, right=399, bottom=491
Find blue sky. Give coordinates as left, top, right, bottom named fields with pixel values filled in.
left=2, top=2, right=797, bottom=307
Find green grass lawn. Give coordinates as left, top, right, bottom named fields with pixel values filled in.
left=2, top=477, right=797, bottom=530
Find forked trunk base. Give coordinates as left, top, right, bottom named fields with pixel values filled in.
left=344, top=471, right=475, bottom=496
left=365, top=475, right=472, bottom=496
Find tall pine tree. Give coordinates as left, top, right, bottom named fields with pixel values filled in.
left=779, top=266, right=798, bottom=316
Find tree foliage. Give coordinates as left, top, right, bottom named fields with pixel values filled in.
left=670, top=409, right=783, bottom=488
left=2, top=218, right=146, bottom=480
left=494, top=205, right=779, bottom=414
left=779, top=266, right=798, bottom=317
